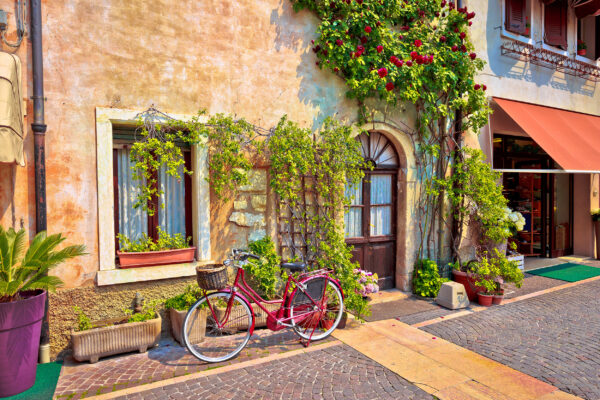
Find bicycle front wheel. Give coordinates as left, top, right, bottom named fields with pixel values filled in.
left=183, top=292, right=253, bottom=363
left=290, top=278, right=344, bottom=341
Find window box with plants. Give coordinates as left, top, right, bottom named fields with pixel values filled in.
left=71, top=300, right=162, bottom=363
left=117, top=229, right=195, bottom=268
left=165, top=285, right=206, bottom=345
left=0, top=227, right=85, bottom=397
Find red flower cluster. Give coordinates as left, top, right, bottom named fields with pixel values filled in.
left=440, top=35, right=447, bottom=43
left=460, top=32, right=466, bottom=39
left=451, top=45, right=458, bottom=52
left=336, top=39, right=343, bottom=46
left=365, top=26, right=372, bottom=33
left=414, top=39, right=422, bottom=47
left=360, top=36, right=368, bottom=44
left=377, top=67, right=388, bottom=78
left=377, top=45, right=383, bottom=53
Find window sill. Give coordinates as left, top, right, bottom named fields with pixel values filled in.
left=501, top=29, right=534, bottom=45
left=575, top=54, right=598, bottom=66
left=96, top=260, right=215, bottom=286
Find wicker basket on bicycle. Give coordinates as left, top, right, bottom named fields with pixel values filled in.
left=196, top=264, right=228, bottom=290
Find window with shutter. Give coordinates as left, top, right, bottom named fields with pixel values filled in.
left=506, top=0, right=527, bottom=35
left=544, top=1, right=568, bottom=49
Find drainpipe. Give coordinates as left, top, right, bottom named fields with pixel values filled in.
left=30, top=0, right=49, bottom=364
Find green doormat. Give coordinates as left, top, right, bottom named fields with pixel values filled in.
left=2, top=362, right=62, bottom=400
left=527, top=263, right=600, bottom=282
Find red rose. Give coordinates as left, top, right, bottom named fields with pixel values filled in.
left=435, top=11, right=440, bottom=17
left=460, top=44, right=467, bottom=52
left=365, top=26, right=372, bottom=33
left=468, top=12, right=475, bottom=19
left=390, top=55, right=399, bottom=64
left=454, top=27, right=459, bottom=33
left=361, top=36, right=368, bottom=44
left=460, top=32, right=466, bottom=39
left=334, top=67, right=340, bottom=72
left=410, top=51, right=418, bottom=59
left=312, top=45, right=321, bottom=53
left=474, top=84, right=481, bottom=90
left=356, top=0, right=363, bottom=4
left=452, top=45, right=458, bottom=52
left=377, top=45, right=383, bottom=53
left=385, top=82, right=395, bottom=91
left=418, top=10, right=425, bottom=17
left=441, top=0, right=446, bottom=6
left=440, top=35, right=447, bottom=42
left=469, top=21, right=473, bottom=26
left=377, top=67, right=388, bottom=78
left=406, top=60, right=413, bottom=67
left=416, top=55, right=424, bottom=64
left=316, top=61, right=320, bottom=66
left=376, top=21, right=382, bottom=27
left=482, top=85, right=487, bottom=91
left=311, top=40, right=315, bottom=44
left=336, top=39, right=344, bottom=46
left=414, top=39, right=422, bottom=47
left=357, top=45, right=365, bottom=52
left=398, top=60, right=404, bottom=67
left=398, top=35, right=404, bottom=40
left=469, top=52, right=476, bottom=60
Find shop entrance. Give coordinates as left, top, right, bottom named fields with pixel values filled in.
left=494, top=135, right=574, bottom=257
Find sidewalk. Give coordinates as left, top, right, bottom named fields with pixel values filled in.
left=333, top=319, right=582, bottom=400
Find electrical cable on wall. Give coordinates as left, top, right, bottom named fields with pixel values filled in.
left=0, top=0, right=27, bottom=48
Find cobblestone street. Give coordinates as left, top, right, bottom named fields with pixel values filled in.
left=115, top=343, right=433, bottom=400
left=422, top=279, right=600, bottom=400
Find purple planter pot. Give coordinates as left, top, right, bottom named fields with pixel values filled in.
left=0, top=290, right=46, bottom=397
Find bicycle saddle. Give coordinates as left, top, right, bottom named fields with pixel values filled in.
left=281, top=262, right=307, bottom=273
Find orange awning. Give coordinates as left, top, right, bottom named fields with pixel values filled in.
left=494, top=98, right=600, bottom=172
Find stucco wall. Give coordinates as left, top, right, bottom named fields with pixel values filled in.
left=468, top=0, right=600, bottom=116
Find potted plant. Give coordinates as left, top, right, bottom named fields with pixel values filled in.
left=117, top=228, right=195, bottom=268
left=524, top=17, right=530, bottom=36
left=592, top=209, right=600, bottom=260
left=473, top=258, right=498, bottom=307
left=412, top=259, right=446, bottom=298
left=451, top=261, right=479, bottom=301
left=71, top=300, right=162, bottom=363
left=165, top=285, right=206, bottom=345
left=577, top=40, right=587, bottom=56
left=355, top=268, right=379, bottom=298
left=0, top=227, right=85, bottom=397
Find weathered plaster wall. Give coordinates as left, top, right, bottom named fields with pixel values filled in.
left=468, top=0, right=600, bottom=116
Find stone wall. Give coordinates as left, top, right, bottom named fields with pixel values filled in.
left=228, top=168, right=270, bottom=247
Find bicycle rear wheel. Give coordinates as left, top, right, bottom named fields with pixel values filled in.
left=183, top=292, right=253, bottom=363
left=290, top=278, right=344, bottom=341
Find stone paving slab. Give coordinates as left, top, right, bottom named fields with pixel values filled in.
left=54, top=329, right=333, bottom=399
left=421, top=280, right=600, bottom=400
left=112, top=343, right=434, bottom=400
left=333, top=319, right=579, bottom=400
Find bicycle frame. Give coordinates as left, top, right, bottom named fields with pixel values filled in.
left=202, top=265, right=341, bottom=336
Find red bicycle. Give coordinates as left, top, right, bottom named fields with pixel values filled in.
left=182, top=249, right=345, bottom=362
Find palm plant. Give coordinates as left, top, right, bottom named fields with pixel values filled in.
left=0, top=226, right=86, bottom=303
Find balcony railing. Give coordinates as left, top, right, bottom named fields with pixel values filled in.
left=501, top=38, right=600, bottom=82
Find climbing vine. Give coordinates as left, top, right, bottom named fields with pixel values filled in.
left=290, top=0, right=493, bottom=262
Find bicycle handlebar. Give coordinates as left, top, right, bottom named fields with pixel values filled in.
left=231, top=249, right=260, bottom=261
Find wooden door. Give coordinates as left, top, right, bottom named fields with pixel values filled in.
left=345, top=132, right=399, bottom=290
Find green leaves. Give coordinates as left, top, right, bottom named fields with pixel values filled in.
left=412, top=258, right=445, bottom=298
left=0, top=227, right=86, bottom=302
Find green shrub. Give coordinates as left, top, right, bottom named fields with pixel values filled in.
left=124, top=299, right=162, bottom=323
left=118, top=228, right=191, bottom=253
left=165, top=285, right=203, bottom=311
left=73, top=306, right=94, bottom=332
left=246, top=236, right=286, bottom=300
left=412, top=259, right=446, bottom=298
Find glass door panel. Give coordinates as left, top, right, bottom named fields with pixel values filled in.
left=344, top=180, right=363, bottom=238
left=369, top=175, right=392, bottom=237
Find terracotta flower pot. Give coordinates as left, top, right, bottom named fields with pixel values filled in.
left=337, top=313, right=348, bottom=329
left=452, top=270, right=478, bottom=301
left=492, top=289, right=504, bottom=305
left=117, top=247, right=196, bottom=269
left=169, top=308, right=206, bottom=346
left=0, top=290, right=46, bottom=397
left=578, top=49, right=586, bottom=56
left=477, top=292, right=494, bottom=307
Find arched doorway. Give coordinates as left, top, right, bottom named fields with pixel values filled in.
left=345, top=132, right=399, bottom=289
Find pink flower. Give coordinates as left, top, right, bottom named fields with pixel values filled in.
left=377, top=67, right=388, bottom=78
left=365, top=26, right=372, bottom=33
left=414, top=39, right=422, bottom=47
left=377, top=45, right=383, bottom=53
